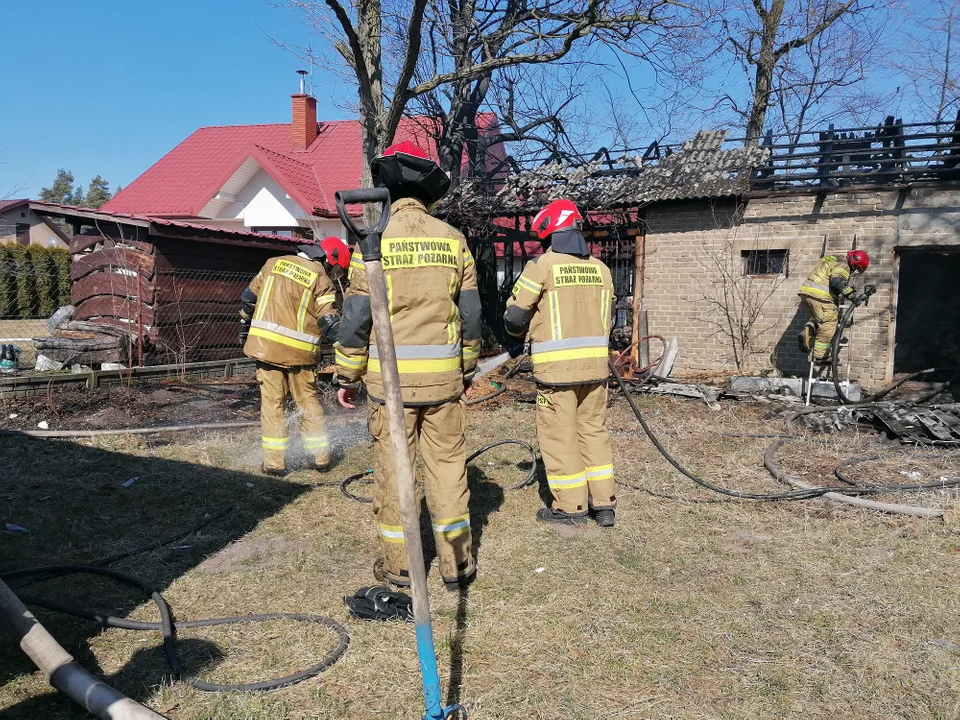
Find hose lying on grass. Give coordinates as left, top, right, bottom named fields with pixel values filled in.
left=0, top=578, right=165, bottom=720
left=340, top=438, right=539, bottom=503
left=1, top=421, right=261, bottom=439
left=1, top=565, right=350, bottom=693
left=608, top=358, right=960, bottom=513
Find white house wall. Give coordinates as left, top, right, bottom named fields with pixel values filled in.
left=229, top=169, right=307, bottom=228
left=300, top=217, right=346, bottom=240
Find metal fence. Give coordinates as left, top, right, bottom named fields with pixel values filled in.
left=0, top=262, right=259, bottom=377
left=468, top=226, right=635, bottom=345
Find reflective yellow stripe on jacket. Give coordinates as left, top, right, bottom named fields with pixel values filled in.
left=531, top=336, right=610, bottom=366
left=250, top=320, right=320, bottom=353
left=367, top=343, right=462, bottom=374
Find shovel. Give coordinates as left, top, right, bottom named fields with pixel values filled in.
left=335, top=189, right=464, bottom=720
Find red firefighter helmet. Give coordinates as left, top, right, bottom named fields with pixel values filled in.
left=531, top=199, right=583, bottom=240
left=319, top=236, right=351, bottom=274
left=847, top=249, right=870, bottom=273
left=381, top=140, right=429, bottom=160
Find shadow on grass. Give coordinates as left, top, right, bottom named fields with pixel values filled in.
left=0, top=432, right=309, bottom=718
left=445, top=467, right=506, bottom=711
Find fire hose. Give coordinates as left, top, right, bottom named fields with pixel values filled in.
left=1, top=566, right=350, bottom=693
left=339, top=438, right=539, bottom=503
left=608, top=358, right=960, bottom=508
left=828, top=286, right=955, bottom=405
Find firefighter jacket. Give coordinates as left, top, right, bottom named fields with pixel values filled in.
left=334, top=197, right=482, bottom=406
left=242, top=255, right=338, bottom=367
left=504, top=249, right=614, bottom=386
left=798, top=255, right=855, bottom=304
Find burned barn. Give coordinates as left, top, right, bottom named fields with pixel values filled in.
left=23, top=203, right=300, bottom=367
left=447, top=114, right=960, bottom=389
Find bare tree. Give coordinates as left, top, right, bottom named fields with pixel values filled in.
left=1, top=150, right=26, bottom=202
left=768, top=5, right=890, bottom=143
left=280, top=0, right=695, bottom=202
left=689, top=204, right=788, bottom=371
left=714, top=0, right=881, bottom=145
left=891, top=0, right=960, bottom=123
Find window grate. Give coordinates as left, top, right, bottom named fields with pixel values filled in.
left=742, top=249, right=789, bottom=277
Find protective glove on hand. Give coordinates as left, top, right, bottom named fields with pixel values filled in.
left=238, top=318, right=250, bottom=345
left=508, top=343, right=525, bottom=359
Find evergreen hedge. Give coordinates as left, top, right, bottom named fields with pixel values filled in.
left=0, top=244, right=71, bottom=319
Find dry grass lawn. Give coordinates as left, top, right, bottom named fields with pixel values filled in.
left=2, top=386, right=960, bottom=719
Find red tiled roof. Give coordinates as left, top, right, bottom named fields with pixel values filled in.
left=105, top=114, right=501, bottom=219
left=0, top=199, right=29, bottom=213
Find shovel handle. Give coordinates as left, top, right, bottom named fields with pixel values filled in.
left=334, top=189, right=392, bottom=261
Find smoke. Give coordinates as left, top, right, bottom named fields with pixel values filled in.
left=237, top=408, right=371, bottom=472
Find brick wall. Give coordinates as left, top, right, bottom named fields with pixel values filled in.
left=641, top=187, right=960, bottom=389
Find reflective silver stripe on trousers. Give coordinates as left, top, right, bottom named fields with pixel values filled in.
left=250, top=319, right=320, bottom=344
left=531, top=336, right=609, bottom=353
left=369, top=343, right=462, bottom=359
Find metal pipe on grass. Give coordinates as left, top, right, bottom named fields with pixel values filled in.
left=335, top=189, right=459, bottom=720
left=0, top=579, right=166, bottom=720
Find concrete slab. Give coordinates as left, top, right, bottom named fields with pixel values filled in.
left=729, top=376, right=861, bottom=401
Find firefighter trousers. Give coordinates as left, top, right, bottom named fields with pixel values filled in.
left=536, top=382, right=616, bottom=515
left=802, top=296, right=839, bottom=361
left=256, top=361, right=329, bottom=471
left=368, top=398, right=474, bottom=585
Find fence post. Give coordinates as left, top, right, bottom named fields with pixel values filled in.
left=136, top=268, right=144, bottom=367
left=631, top=221, right=647, bottom=366
left=818, top=124, right=835, bottom=188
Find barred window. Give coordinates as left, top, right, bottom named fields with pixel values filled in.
left=742, top=249, right=788, bottom=277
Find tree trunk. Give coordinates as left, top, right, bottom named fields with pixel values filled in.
left=358, top=0, right=386, bottom=225
left=746, top=56, right=776, bottom=146
left=745, top=0, right=786, bottom=147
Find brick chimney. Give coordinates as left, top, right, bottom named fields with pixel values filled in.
left=291, top=93, right=317, bottom=150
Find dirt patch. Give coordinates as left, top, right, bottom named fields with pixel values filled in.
left=0, top=377, right=263, bottom=432
left=199, top=535, right=312, bottom=574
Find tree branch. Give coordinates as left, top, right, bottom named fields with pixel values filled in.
left=773, top=0, right=859, bottom=58
left=385, top=0, right=431, bottom=138
left=324, top=0, right=375, bottom=100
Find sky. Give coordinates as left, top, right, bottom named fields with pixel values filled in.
left=0, top=0, right=348, bottom=197
left=0, top=0, right=944, bottom=199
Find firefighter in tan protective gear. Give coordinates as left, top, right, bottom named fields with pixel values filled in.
left=797, top=249, right=870, bottom=364
left=504, top=199, right=617, bottom=527
left=335, top=141, right=483, bottom=591
left=240, top=236, right=351, bottom=476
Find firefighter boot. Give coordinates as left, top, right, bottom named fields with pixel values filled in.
left=536, top=507, right=588, bottom=525
left=594, top=509, right=616, bottom=527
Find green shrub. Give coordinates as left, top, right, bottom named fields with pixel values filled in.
left=8, top=246, right=38, bottom=319
left=28, top=245, right=57, bottom=318
left=0, top=244, right=70, bottom=318
left=0, top=246, right=15, bottom=319
left=52, top=248, right=71, bottom=307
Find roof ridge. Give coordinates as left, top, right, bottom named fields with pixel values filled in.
left=253, top=144, right=313, bottom=168
left=197, top=122, right=291, bottom=130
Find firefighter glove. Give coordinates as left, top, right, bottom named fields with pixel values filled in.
left=508, top=343, right=525, bottom=359
left=239, top=317, right=250, bottom=345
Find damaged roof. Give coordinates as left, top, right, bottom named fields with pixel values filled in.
left=443, top=130, right=770, bottom=222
